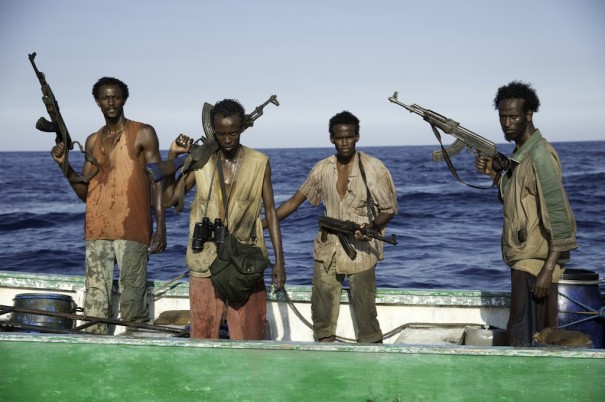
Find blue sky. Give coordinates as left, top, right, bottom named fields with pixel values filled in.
left=1, top=0, right=603, bottom=151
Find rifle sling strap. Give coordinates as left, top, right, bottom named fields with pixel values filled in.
left=430, top=124, right=499, bottom=190
left=174, top=140, right=220, bottom=213
left=357, top=154, right=377, bottom=221
left=64, top=141, right=100, bottom=184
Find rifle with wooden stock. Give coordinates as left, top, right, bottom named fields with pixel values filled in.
left=318, top=216, right=398, bottom=260
left=29, top=52, right=98, bottom=183
left=145, top=95, right=280, bottom=183
left=388, top=91, right=509, bottom=189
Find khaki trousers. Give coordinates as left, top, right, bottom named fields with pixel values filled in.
left=311, top=257, right=382, bottom=343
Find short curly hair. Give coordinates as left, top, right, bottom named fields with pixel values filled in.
left=210, top=99, right=246, bottom=129
left=329, top=110, right=360, bottom=136
left=493, top=80, right=540, bottom=112
left=92, top=77, right=129, bottom=100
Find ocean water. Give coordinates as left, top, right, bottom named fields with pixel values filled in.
left=1, top=141, right=604, bottom=292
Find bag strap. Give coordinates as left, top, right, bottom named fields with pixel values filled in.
left=357, top=153, right=377, bottom=222
left=215, top=149, right=257, bottom=241
left=216, top=154, right=230, bottom=222
left=201, top=153, right=220, bottom=218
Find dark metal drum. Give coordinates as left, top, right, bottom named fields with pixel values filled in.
left=10, top=293, right=76, bottom=331
left=558, top=269, right=604, bottom=348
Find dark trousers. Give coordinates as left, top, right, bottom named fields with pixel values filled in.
left=507, top=269, right=559, bottom=346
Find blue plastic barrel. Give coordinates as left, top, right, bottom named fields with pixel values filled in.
left=10, top=293, right=76, bottom=331
left=558, top=269, right=604, bottom=348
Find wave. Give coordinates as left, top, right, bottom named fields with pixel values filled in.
left=1, top=144, right=604, bottom=290
left=0, top=212, right=83, bottom=232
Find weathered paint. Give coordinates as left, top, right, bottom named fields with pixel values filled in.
left=0, top=271, right=512, bottom=341
left=1, top=271, right=604, bottom=400
left=0, top=333, right=603, bottom=401
left=0, top=271, right=511, bottom=306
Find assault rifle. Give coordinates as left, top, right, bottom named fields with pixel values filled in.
left=388, top=91, right=509, bottom=188
left=145, top=95, right=280, bottom=183
left=319, top=216, right=397, bottom=260
left=29, top=52, right=98, bottom=183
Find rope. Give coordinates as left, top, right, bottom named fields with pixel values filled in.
left=281, top=287, right=485, bottom=343
left=149, top=270, right=189, bottom=298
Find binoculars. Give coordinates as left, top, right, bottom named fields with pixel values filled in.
left=191, top=217, right=227, bottom=251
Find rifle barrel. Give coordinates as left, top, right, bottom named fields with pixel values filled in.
left=388, top=92, right=424, bottom=117
left=245, top=95, right=280, bottom=127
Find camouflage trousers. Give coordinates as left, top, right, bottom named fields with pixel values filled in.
left=84, top=240, right=149, bottom=334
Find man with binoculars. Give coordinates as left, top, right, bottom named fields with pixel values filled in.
left=163, top=99, right=286, bottom=340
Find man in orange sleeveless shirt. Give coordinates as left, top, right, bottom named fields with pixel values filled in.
left=51, top=77, right=166, bottom=333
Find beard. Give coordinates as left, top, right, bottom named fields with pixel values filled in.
left=503, top=121, right=529, bottom=143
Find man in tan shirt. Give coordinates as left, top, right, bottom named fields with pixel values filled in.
left=163, top=99, right=286, bottom=339
left=271, top=111, right=398, bottom=343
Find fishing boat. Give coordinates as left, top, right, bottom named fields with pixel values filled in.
left=0, top=270, right=603, bottom=401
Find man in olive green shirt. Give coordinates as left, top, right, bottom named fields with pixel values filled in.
left=476, top=81, right=577, bottom=346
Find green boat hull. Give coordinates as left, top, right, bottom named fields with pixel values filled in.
left=1, top=271, right=604, bottom=400
left=1, top=333, right=604, bottom=401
